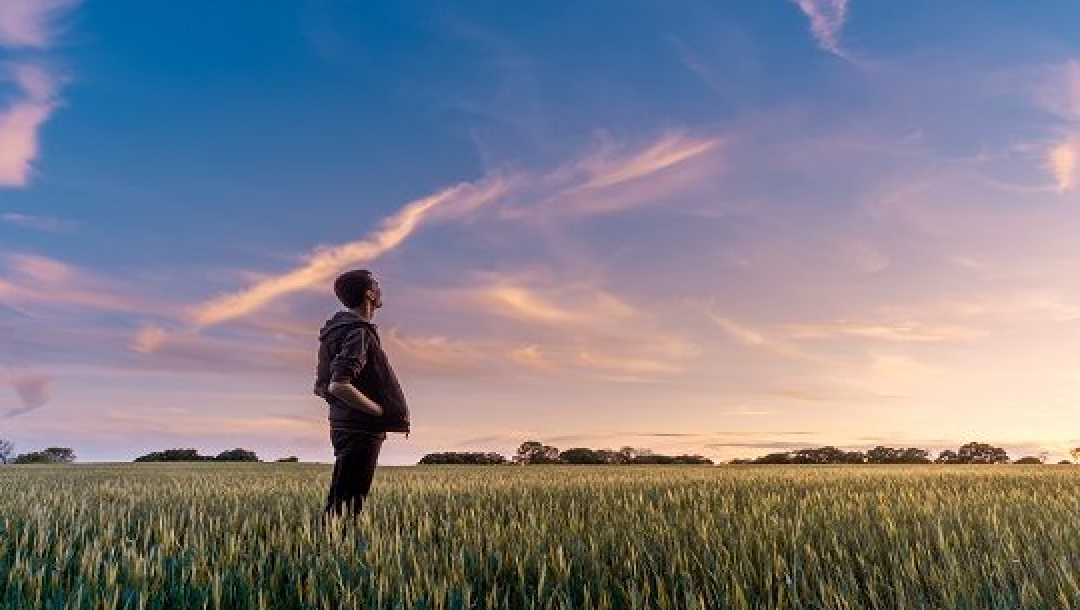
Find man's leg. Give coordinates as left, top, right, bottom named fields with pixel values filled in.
left=325, top=430, right=384, bottom=521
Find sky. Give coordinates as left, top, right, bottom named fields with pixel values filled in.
left=3, top=1, right=1080, bottom=465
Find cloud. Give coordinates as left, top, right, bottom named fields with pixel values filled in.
left=180, top=129, right=719, bottom=336
left=0, top=0, right=78, bottom=48
left=500, top=130, right=721, bottom=220
left=2, top=371, right=52, bottom=417
left=793, top=0, right=850, bottom=57
left=780, top=320, right=981, bottom=342
left=188, top=177, right=511, bottom=329
left=0, top=252, right=171, bottom=314
left=0, top=64, right=60, bottom=188
left=131, top=323, right=168, bottom=353
left=2, top=212, right=74, bottom=231
left=577, top=131, right=719, bottom=190
left=1048, top=138, right=1077, bottom=192
left=1036, top=61, right=1080, bottom=192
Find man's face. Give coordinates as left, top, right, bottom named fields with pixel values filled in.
left=369, top=279, right=382, bottom=309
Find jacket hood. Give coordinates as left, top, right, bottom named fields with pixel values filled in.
left=318, top=311, right=374, bottom=341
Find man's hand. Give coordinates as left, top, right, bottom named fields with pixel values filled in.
left=327, top=381, right=384, bottom=416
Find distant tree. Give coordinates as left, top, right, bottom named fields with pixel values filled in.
left=1059, top=460, right=1073, bottom=465
left=514, top=441, right=561, bottom=464
left=756, top=452, right=794, bottom=464
left=419, top=452, right=507, bottom=465
left=898, top=448, right=933, bottom=464
left=866, top=446, right=932, bottom=464
left=214, top=448, right=260, bottom=462
left=0, top=438, right=13, bottom=464
left=12, top=451, right=59, bottom=464
left=936, top=450, right=960, bottom=464
left=135, top=448, right=212, bottom=462
left=595, top=449, right=621, bottom=464
left=789, top=446, right=865, bottom=464
left=559, top=448, right=607, bottom=464
left=956, top=442, right=1009, bottom=464
left=1014, top=456, right=1043, bottom=464
left=936, top=443, right=1009, bottom=464
left=275, top=456, right=299, bottom=463
left=629, top=454, right=713, bottom=465
left=42, top=447, right=76, bottom=463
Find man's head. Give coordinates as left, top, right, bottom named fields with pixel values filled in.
left=334, top=269, right=382, bottom=311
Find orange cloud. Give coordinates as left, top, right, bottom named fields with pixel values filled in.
left=1048, top=138, right=1077, bottom=192
left=781, top=320, right=981, bottom=342
left=188, top=177, right=510, bottom=329
left=578, top=131, right=720, bottom=190
left=131, top=323, right=168, bottom=353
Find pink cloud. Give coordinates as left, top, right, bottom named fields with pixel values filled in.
left=1, top=251, right=175, bottom=314
left=0, top=0, right=78, bottom=48
left=2, top=371, right=52, bottom=417
left=0, top=65, right=59, bottom=189
left=793, top=0, right=850, bottom=57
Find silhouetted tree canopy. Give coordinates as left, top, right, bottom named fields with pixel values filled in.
left=514, top=441, right=561, bottom=464
left=1014, top=456, right=1043, bottom=464
left=936, top=442, right=1009, bottom=464
left=135, top=449, right=212, bottom=462
left=11, top=447, right=75, bottom=464
left=134, top=448, right=260, bottom=462
left=558, top=448, right=608, bottom=464
left=419, top=452, right=507, bottom=465
left=276, top=456, right=299, bottom=463
left=214, top=448, right=260, bottom=462
left=419, top=442, right=713, bottom=465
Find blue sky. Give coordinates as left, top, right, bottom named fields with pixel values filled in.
left=3, top=0, right=1080, bottom=464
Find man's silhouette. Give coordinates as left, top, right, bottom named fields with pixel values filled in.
left=314, top=270, right=411, bottom=521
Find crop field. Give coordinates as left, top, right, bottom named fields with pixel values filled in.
left=1, top=464, right=1079, bottom=609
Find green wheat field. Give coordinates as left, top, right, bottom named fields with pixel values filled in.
left=2, top=463, right=1078, bottom=609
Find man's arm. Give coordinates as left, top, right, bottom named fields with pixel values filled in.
left=328, top=381, right=384, bottom=417
left=326, top=327, right=383, bottom=416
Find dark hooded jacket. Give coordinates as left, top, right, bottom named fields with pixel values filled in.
left=314, top=311, right=410, bottom=435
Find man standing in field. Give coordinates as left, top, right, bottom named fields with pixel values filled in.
left=314, top=269, right=411, bottom=521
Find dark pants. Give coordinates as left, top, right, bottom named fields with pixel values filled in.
left=324, top=428, right=386, bottom=519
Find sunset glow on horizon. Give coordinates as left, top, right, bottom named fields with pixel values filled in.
left=4, top=0, right=1080, bottom=464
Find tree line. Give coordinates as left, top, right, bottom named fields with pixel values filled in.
left=0, top=440, right=299, bottom=464
left=419, top=441, right=714, bottom=464
left=730, top=442, right=1068, bottom=464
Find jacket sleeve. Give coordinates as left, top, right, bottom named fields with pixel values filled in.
left=329, top=328, right=368, bottom=383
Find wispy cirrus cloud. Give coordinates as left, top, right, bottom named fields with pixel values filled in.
left=0, top=252, right=170, bottom=314
left=793, top=0, right=850, bottom=57
left=2, top=212, right=74, bottom=231
left=0, top=64, right=61, bottom=188
left=1, top=371, right=52, bottom=417
left=498, top=130, right=721, bottom=221
left=0, top=0, right=78, bottom=189
left=187, top=177, right=512, bottom=329
left=182, top=129, right=720, bottom=337
left=0, top=0, right=79, bottom=48
left=1036, top=60, right=1080, bottom=192
left=1048, top=139, right=1077, bottom=192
